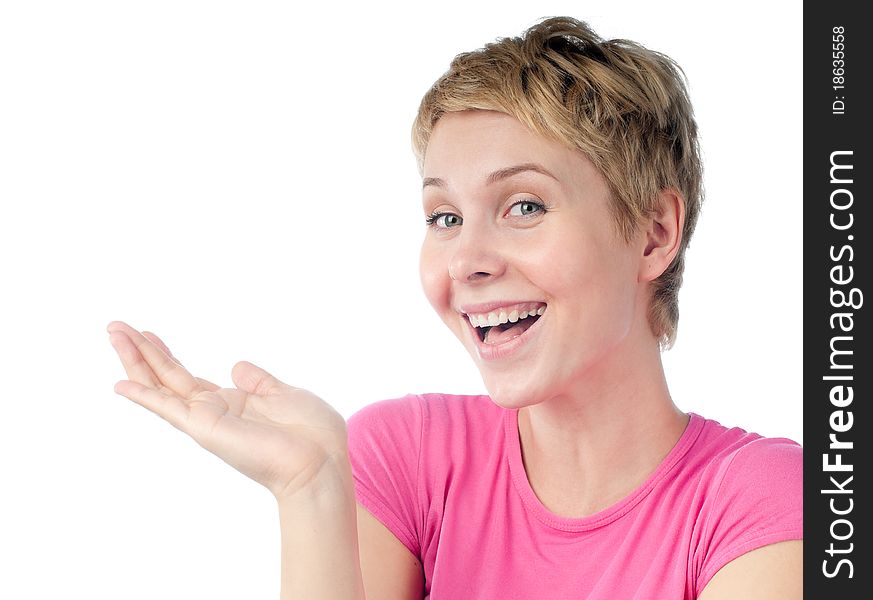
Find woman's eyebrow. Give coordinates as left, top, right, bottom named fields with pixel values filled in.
left=486, top=162, right=560, bottom=185
left=422, top=162, right=560, bottom=190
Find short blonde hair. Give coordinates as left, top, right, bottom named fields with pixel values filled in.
left=412, top=17, right=704, bottom=350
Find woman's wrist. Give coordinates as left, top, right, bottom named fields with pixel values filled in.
left=273, top=448, right=355, bottom=508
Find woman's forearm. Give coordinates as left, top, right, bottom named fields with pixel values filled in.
left=276, top=455, right=365, bottom=600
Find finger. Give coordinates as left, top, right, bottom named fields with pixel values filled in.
left=231, top=361, right=289, bottom=396
left=142, top=331, right=181, bottom=365
left=109, top=321, right=204, bottom=400
left=114, top=379, right=190, bottom=432
left=109, top=329, right=161, bottom=389
left=141, top=330, right=221, bottom=392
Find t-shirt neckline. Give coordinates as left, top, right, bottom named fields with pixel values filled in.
left=504, top=409, right=705, bottom=532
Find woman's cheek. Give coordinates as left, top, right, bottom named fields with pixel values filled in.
left=419, top=243, right=450, bottom=313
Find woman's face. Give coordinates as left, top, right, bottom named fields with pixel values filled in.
left=419, top=110, right=651, bottom=409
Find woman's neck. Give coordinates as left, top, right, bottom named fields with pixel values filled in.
left=516, top=337, right=688, bottom=518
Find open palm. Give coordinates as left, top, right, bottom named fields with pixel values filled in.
left=107, top=321, right=349, bottom=500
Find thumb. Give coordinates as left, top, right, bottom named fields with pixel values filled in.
left=231, top=361, right=288, bottom=396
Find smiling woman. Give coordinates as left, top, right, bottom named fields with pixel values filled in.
left=355, top=17, right=802, bottom=598
left=108, top=16, right=801, bottom=600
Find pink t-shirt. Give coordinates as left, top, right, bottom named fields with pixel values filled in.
left=347, top=393, right=802, bottom=599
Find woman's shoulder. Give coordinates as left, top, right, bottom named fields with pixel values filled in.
left=688, top=413, right=802, bottom=483
left=347, top=392, right=506, bottom=480
left=348, top=392, right=501, bottom=431
left=345, top=392, right=504, bottom=556
left=684, top=414, right=803, bottom=593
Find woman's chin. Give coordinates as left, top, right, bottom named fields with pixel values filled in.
left=481, top=379, right=545, bottom=411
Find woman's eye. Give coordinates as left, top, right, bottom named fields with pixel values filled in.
left=508, top=200, right=546, bottom=217
left=425, top=212, right=463, bottom=229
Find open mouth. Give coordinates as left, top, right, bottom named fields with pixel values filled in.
left=466, top=303, right=546, bottom=346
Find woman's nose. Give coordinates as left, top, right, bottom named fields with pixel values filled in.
left=447, top=224, right=507, bottom=283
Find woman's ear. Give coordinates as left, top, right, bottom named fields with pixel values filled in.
left=639, top=188, right=685, bottom=283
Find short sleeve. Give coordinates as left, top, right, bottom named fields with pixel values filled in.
left=346, top=394, right=424, bottom=558
left=695, top=437, right=803, bottom=593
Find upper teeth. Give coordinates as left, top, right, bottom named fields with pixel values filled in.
left=466, top=303, right=546, bottom=328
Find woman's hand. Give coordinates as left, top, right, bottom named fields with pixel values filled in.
left=107, top=321, right=350, bottom=501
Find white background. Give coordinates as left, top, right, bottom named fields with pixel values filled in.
left=0, top=1, right=801, bottom=598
